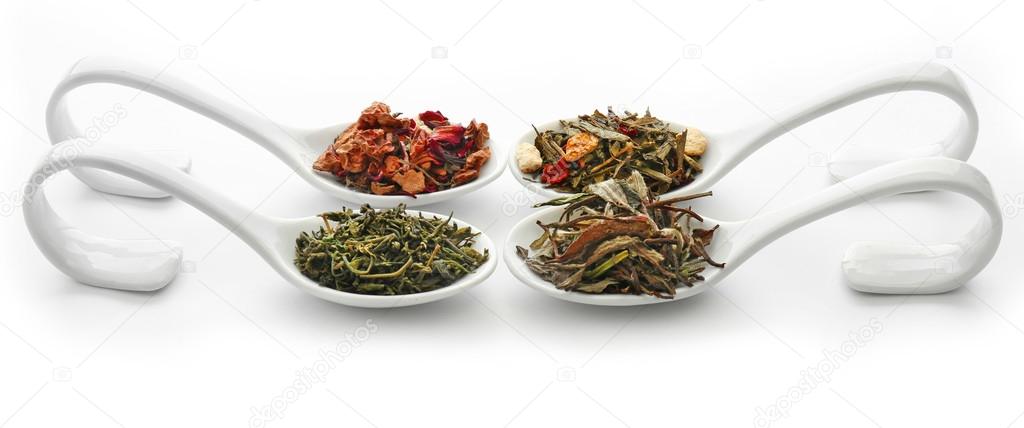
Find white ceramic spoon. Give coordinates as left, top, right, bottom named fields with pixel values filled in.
left=23, top=142, right=498, bottom=308
left=47, top=56, right=503, bottom=207
left=505, top=157, right=1001, bottom=306
left=509, top=62, right=977, bottom=200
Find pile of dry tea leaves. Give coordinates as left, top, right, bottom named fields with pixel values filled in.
left=313, top=102, right=491, bottom=196
left=295, top=205, right=489, bottom=295
left=516, top=108, right=707, bottom=195
left=516, top=171, right=724, bottom=299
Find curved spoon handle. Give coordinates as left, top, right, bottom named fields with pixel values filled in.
left=46, top=56, right=305, bottom=198
left=23, top=141, right=279, bottom=291
left=735, top=62, right=977, bottom=180
left=714, top=157, right=1001, bottom=294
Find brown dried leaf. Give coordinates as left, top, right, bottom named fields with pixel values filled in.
left=466, top=120, right=490, bottom=148
left=556, top=217, right=653, bottom=262
left=370, top=181, right=396, bottom=195
left=392, top=169, right=426, bottom=194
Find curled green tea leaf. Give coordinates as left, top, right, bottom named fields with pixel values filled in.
left=295, top=204, right=489, bottom=295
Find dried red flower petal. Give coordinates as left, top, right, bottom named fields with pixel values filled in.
left=314, top=102, right=490, bottom=196
left=428, top=125, right=466, bottom=148
left=427, top=125, right=471, bottom=158
left=418, top=110, right=449, bottom=129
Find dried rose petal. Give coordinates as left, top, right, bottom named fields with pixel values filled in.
left=428, top=125, right=466, bottom=148
left=418, top=110, right=449, bottom=128
left=428, top=125, right=470, bottom=158
left=313, top=102, right=491, bottom=196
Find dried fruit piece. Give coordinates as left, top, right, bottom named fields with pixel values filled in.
left=418, top=111, right=449, bottom=128
left=541, top=159, right=572, bottom=184
left=563, top=132, right=599, bottom=162
left=392, top=169, right=426, bottom=194
left=383, top=155, right=402, bottom=176
left=357, top=102, right=404, bottom=130
left=516, top=142, right=543, bottom=173
left=528, top=108, right=707, bottom=195
left=684, top=127, right=708, bottom=156
left=452, top=146, right=491, bottom=185
left=311, top=102, right=491, bottom=196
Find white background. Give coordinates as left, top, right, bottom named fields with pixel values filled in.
left=3, top=1, right=1024, bottom=427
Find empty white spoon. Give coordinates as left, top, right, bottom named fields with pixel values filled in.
left=47, top=56, right=503, bottom=207
left=509, top=62, right=977, bottom=201
left=505, top=157, right=1001, bottom=306
left=23, top=142, right=497, bottom=308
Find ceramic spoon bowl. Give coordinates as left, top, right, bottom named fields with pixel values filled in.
left=508, top=62, right=978, bottom=201
left=24, top=142, right=498, bottom=308
left=505, top=157, right=1001, bottom=306
left=47, top=56, right=503, bottom=207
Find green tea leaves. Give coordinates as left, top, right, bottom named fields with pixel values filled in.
left=295, top=205, right=489, bottom=295
left=523, top=108, right=707, bottom=194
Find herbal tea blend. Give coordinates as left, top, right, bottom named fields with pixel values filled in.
left=516, top=171, right=723, bottom=299
left=295, top=205, right=489, bottom=295
left=313, top=102, right=491, bottom=196
left=516, top=108, right=707, bottom=195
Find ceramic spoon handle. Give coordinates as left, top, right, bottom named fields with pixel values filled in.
left=23, top=142, right=279, bottom=291
left=736, top=62, right=977, bottom=180
left=713, top=157, right=1001, bottom=294
left=46, top=56, right=305, bottom=198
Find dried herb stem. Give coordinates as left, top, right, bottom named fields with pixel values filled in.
left=517, top=172, right=723, bottom=299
